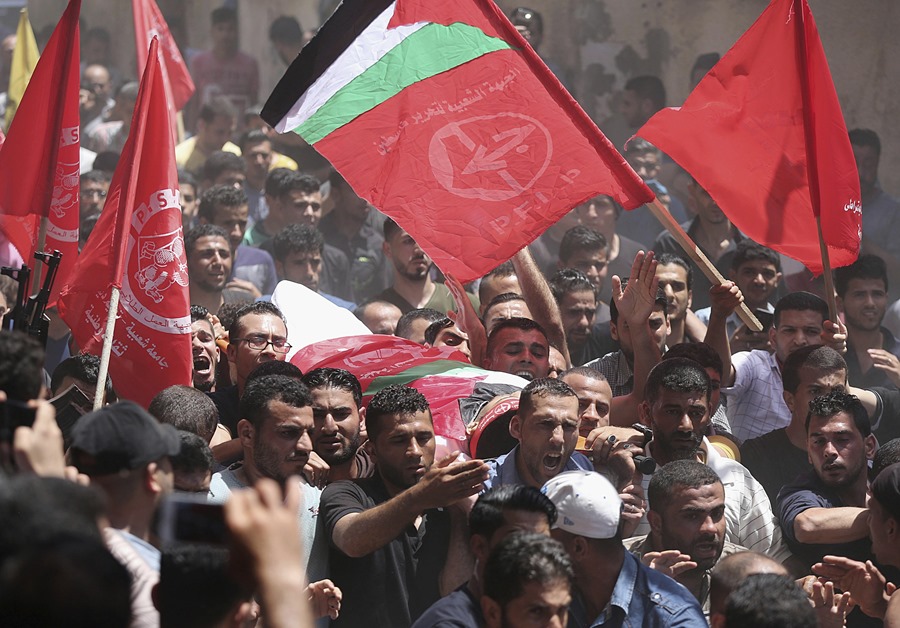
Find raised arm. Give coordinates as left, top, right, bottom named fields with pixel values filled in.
left=704, top=281, right=743, bottom=388
left=510, top=247, right=571, bottom=366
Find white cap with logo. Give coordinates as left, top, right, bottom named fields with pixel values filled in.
left=542, top=470, right=623, bottom=539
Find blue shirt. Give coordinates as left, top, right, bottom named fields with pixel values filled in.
left=567, top=552, right=706, bottom=627
left=484, top=445, right=593, bottom=490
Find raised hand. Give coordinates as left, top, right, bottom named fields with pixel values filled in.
left=412, top=453, right=490, bottom=510
left=612, top=251, right=659, bottom=327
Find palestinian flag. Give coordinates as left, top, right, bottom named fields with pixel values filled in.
left=263, top=0, right=653, bottom=283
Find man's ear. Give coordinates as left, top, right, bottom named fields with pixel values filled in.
left=768, top=325, right=777, bottom=346
left=647, top=508, right=663, bottom=539
left=835, top=295, right=845, bottom=316
left=470, top=534, right=490, bottom=565
left=481, top=596, right=502, bottom=628
left=145, top=462, right=165, bottom=495
left=382, top=239, right=391, bottom=259
left=237, top=418, right=254, bottom=447
left=509, top=413, right=522, bottom=440
left=686, top=289, right=693, bottom=311
left=783, top=389, right=795, bottom=414
left=864, top=434, right=877, bottom=461
left=226, top=339, right=238, bottom=365
left=638, top=401, right=652, bottom=426
left=609, top=320, right=619, bottom=342
left=275, top=259, right=285, bottom=279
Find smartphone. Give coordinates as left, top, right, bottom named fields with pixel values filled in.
left=0, top=398, right=37, bottom=444
left=156, top=494, right=228, bottom=546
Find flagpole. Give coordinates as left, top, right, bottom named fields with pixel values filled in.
left=93, top=286, right=120, bottom=410
left=647, top=196, right=762, bottom=331
left=30, top=217, right=48, bottom=294
left=815, top=217, right=839, bottom=321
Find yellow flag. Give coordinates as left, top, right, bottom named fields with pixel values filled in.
left=5, top=8, right=40, bottom=129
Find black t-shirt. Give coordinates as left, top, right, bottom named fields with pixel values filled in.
left=871, top=386, right=900, bottom=444
left=207, top=385, right=240, bottom=436
left=410, top=584, right=482, bottom=628
left=741, top=428, right=811, bottom=506
left=321, top=475, right=451, bottom=628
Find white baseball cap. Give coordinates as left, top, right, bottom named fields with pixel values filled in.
left=542, top=470, right=623, bottom=539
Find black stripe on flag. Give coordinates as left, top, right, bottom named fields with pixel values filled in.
left=262, top=0, right=396, bottom=128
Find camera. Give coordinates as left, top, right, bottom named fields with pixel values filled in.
left=155, top=494, right=228, bottom=547
left=630, top=422, right=657, bottom=475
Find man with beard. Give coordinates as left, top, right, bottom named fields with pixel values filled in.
left=320, top=385, right=489, bottom=627
left=185, top=225, right=254, bottom=315
left=482, top=317, right=552, bottom=381
left=207, top=374, right=330, bottom=584
left=375, top=218, right=478, bottom=314
left=630, top=358, right=792, bottom=564
left=549, top=269, right=598, bottom=366
left=777, top=390, right=877, bottom=570
left=626, top=460, right=745, bottom=618
left=303, top=368, right=373, bottom=484
left=189, top=305, right=220, bottom=393
left=835, top=255, right=900, bottom=388
left=484, top=378, right=586, bottom=491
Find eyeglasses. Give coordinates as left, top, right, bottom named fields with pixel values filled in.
left=294, top=201, right=321, bottom=212
left=232, top=336, right=292, bottom=353
left=80, top=189, right=108, bottom=199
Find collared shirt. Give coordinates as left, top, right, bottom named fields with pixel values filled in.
left=584, top=350, right=634, bottom=397
left=695, top=302, right=774, bottom=340
left=722, top=349, right=789, bottom=442
left=624, top=535, right=747, bottom=619
left=483, top=445, right=593, bottom=490
left=844, top=327, right=900, bottom=389
left=567, top=551, right=706, bottom=627
left=633, top=438, right=793, bottom=564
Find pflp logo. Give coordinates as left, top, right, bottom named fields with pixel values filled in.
left=428, top=112, right=552, bottom=201
left=134, top=228, right=188, bottom=304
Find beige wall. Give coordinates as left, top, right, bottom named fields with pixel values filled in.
left=27, top=0, right=900, bottom=192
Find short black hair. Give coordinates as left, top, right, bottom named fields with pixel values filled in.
left=834, top=254, right=888, bottom=298
left=848, top=128, right=881, bottom=157
left=774, top=291, right=828, bottom=328
left=395, top=308, right=445, bottom=341
left=645, top=357, right=710, bottom=404
left=80, top=169, right=111, bottom=185
left=805, top=390, right=870, bottom=437
left=624, top=137, right=662, bottom=159
left=197, top=95, right=236, bottom=124
left=239, top=374, right=312, bottom=432
left=483, top=292, right=528, bottom=319
left=559, top=226, right=608, bottom=264
left=549, top=268, right=596, bottom=303
left=264, top=168, right=320, bottom=198
left=170, top=430, right=214, bottom=477
left=0, top=330, right=45, bottom=401
left=663, top=342, right=723, bottom=378
left=198, top=184, right=247, bottom=222
left=560, top=365, right=609, bottom=384
left=201, top=151, right=245, bottom=183
left=210, top=6, right=237, bottom=25
left=725, top=573, right=816, bottom=628
left=177, top=168, right=198, bottom=189
left=185, top=224, right=229, bottom=255
left=483, top=532, right=573, bottom=609
left=624, top=75, right=666, bottom=110
left=509, top=7, right=543, bottom=34
left=423, top=317, right=454, bottom=346
left=303, top=367, right=363, bottom=408
left=246, top=360, right=303, bottom=383
left=469, top=485, right=557, bottom=538
left=269, top=15, right=303, bottom=43
left=149, top=385, right=219, bottom=443
left=272, top=223, right=324, bottom=261
left=518, top=377, right=577, bottom=418
left=486, top=317, right=549, bottom=357
left=656, top=253, right=693, bottom=291
left=238, top=129, right=271, bottom=153
left=781, top=345, right=846, bottom=394
left=159, top=545, right=249, bottom=628
left=871, top=462, right=900, bottom=522
left=50, top=353, right=116, bottom=401
left=731, top=240, right=781, bottom=273
left=228, top=301, right=287, bottom=339
left=872, top=439, right=900, bottom=480
left=366, top=384, right=431, bottom=443
left=609, top=280, right=667, bottom=324
left=648, top=459, right=722, bottom=514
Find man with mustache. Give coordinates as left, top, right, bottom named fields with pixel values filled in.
left=776, top=390, right=877, bottom=571
left=628, top=358, right=793, bottom=565
left=375, top=218, right=477, bottom=314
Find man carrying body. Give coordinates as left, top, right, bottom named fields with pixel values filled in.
left=412, top=485, right=558, bottom=627
left=320, top=385, right=489, bottom=627
left=626, top=460, right=746, bottom=617
left=303, top=367, right=373, bottom=484
left=482, top=318, right=551, bottom=381
left=544, top=470, right=706, bottom=626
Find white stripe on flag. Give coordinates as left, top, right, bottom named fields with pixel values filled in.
left=274, top=2, right=427, bottom=133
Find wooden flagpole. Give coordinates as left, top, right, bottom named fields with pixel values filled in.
left=646, top=196, right=762, bottom=331
left=93, top=286, right=120, bottom=410
left=815, top=217, right=839, bottom=322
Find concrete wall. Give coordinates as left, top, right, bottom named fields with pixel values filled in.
left=27, top=0, right=900, bottom=192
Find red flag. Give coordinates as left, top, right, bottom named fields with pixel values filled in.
left=635, top=0, right=860, bottom=274
left=262, top=0, right=653, bottom=283
left=59, top=38, right=191, bottom=407
left=0, top=0, right=81, bottom=302
left=132, top=0, right=194, bottom=112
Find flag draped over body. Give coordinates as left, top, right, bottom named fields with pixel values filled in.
left=0, top=0, right=81, bottom=302
left=59, top=38, right=191, bottom=407
left=132, top=0, right=194, bottom=112
left=5, top=8, right=40, bottom=128
left=262, top=0, right=653, bottom=283
left=636, top=0, right=860, bottom=274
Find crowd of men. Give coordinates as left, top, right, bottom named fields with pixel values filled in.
left=1, top=4, right=900, bottom=628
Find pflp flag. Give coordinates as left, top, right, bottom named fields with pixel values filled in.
left=635, top=0, right=860, bottom=275
left=132, top=0, right=194, bottom=112
left=0, top=0, right=81, bottom=303
left=5, top=8, right=39, bottom=128
left=262, top=0, right=653, bottom=283
left=59, top=38, right=191, bottom=408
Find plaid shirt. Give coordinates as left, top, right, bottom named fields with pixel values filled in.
left=722, top=349, right=790, bottom=442
left=584, top=350, right=634, bottom=397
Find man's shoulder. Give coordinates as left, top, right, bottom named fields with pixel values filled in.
left=411, top=586, right=480, bottom=628
left=235, top=244, right=274, bottom=265
left=732, top=348, right=774, bottom=369
left=321, top=476, right=379, bottom=504
left=741, top=428, right=788, bottom=458
left=633, top=555, right=706, bottom=616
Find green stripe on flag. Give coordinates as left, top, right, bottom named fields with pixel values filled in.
left=363, top=360, right=487, bottom=397
left=295, top=22, right=510, bottom=144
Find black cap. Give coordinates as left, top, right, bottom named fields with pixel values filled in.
left=872, top=462, right=900, bottom=522
left=70, top=400, right=181, bottom=476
